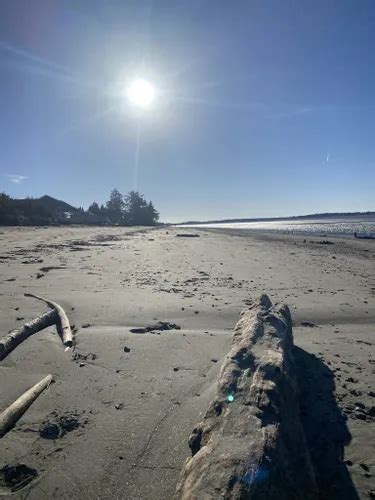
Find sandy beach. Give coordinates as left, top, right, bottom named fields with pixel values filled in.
left=0, top=226, right=374, bottom=499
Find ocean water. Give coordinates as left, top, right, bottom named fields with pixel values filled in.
left=186, top=217, right=375, bottom=238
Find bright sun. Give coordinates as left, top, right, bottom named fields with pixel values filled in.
left=126, top=79, right=155, bottom=108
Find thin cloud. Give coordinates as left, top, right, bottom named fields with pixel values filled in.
left=6, top=174, right=28, bottom=184
left=277, top=107, right=313, bottom=119
left=326, top=153, right=330, bottom=162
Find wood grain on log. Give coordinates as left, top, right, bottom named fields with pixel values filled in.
left=0, top=310, right=57, bottom=361
left=175, top=294, right=318, bottom=500
left=0, top=374, right=53, bottom=438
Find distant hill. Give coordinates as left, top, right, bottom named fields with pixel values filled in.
left=179, top=211, right=375, bottom=225
left=35, top=195, right=80, bottom=215
left=0, top=193, right=105, bottom=226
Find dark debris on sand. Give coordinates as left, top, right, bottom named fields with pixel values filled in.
left=72, top=352, right=97, bottom=362
left=0, top=464, right=38, bottom=493
left=130, top=321, right=181, bottom=334
left=301, top=321, right=318, bottom=328
left=39, top=411, right=85, bottom=440
left=176, top=233, right=200, bottom=238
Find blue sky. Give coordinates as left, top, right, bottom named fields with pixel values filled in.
left=0, top=0, right=374, bottom=222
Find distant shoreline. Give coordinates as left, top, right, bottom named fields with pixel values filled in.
left=178, top=215, right=375, bottom=239
left=178, top=211, right=375, bottom=226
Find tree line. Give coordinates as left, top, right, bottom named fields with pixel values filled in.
left=88, top=189, right=159, bottom=226
left=0, top=189, right=159, bottom=226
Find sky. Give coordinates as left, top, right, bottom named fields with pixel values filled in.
left=1, top=0, right=374, bottom=222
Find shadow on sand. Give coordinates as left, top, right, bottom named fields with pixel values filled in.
left=293, top=346, right=359, bottom=500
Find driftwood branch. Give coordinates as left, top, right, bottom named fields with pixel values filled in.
left=24, top=293, right=73, bottom=347
left=0, top=374, right=53, bottom=438
left=0, top=310, right=57, bottom=361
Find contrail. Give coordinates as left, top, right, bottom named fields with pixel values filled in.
left=277, top=107, right=312, bottom=119
left=0, top=41, right=72, bottom=75
left=171, top=94, right=267, bottom=113
left=0, top=41, right=102, bottom=90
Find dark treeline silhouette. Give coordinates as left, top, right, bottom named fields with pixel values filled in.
left=0, top=189, right=159, bottom=226
left=88, top=189, right=159, bottom=226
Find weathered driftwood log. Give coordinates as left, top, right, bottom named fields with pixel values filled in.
left=175, top=294, right=318, bottom=500
left=24, top=293, right=73, bottom=347
left=0, top=374, right=53, bottom=438
left=0, top=310, right=57, bottom=361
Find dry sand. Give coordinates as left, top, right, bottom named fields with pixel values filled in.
left=0, top=226, right=374, bottom=499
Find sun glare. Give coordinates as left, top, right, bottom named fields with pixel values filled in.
left=126, top=79, right=155, bottom=109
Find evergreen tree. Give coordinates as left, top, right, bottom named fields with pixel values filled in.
left=146, top=201, right=159, bottom=225
left=124, top=191, right=159, bottom=226
left=106, top=189, right=125, bottom=224
left=88, top=202, right=101, bottom=215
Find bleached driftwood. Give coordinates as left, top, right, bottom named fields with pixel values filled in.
left=0, top=294, right=73, bottom=361
left=175, top=295, right=318, bottom=500
left=24, top=293, right=73, bottom=347
left=0, top=374, right=53, bottom=438
left=0, top=309, right=57, bottom=361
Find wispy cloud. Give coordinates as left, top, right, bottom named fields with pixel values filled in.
left=326, top=153, right=330, bottom=162
left=277, top=107, right=313, bottom=119
left=6, top=174, right=28, bottom=184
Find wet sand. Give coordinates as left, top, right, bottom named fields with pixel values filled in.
left=0, top=226, right=374, bottom=499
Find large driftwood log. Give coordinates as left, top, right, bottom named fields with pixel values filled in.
left=0, top=310, right=57, bottom=361
left=0, top=374, right=53, bottom=438
left=24, top=293, right=73, bottom=347
left=175, top=294, right=318, bottom=500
